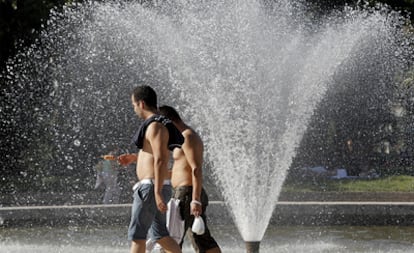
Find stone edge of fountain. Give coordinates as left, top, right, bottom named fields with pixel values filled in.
left=2, top=201, right=414, bottom=227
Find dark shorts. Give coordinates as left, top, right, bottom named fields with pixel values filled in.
left=128, top=183, right=172, bottom=241
left=173, top=186, right=219, bottom=252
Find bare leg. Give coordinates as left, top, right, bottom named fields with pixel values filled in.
left=185, top=230, right=200, bottom=253
left=157, top=236, right=182, bottom=253
left=130, top=239, right=146, bottom=253
left=206, top=247, right=221, bottom=253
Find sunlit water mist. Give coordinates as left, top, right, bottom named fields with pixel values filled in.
left=3, top=0, right=412, bottom=243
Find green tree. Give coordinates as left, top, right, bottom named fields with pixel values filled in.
left=0, top=0, right=67, bottom=70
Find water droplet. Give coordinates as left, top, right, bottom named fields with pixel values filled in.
left=74, top=140, right=81, bottom=146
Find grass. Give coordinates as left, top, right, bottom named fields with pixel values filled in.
left=282, top=175, right=414, bottom=193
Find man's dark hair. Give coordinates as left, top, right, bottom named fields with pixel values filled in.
left=159, top=105, right=182, bottom=122
left=132, top=85, right=157, bottom=109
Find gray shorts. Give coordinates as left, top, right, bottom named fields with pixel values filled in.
left=128, top=183, right=172, bottom=241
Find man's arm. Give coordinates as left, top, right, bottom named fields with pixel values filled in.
left=182, top=132, right=203, bottom=216
left=117, top=153, right=138, bottom=166
left=147, top=122, right=170, bottom=213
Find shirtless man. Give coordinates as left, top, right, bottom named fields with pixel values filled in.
left=159, top=105, right=221, bottom=253
left=119, top=86, right=183, bottom=253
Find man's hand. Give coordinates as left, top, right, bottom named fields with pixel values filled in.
left=191, top=200, right=202, bottom=217
left=155, top=193, right=168, bottom=213
left=117, top=153, right=137, bottom=166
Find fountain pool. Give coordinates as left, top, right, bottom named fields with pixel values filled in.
left=1, top=224, right=414, bottom=253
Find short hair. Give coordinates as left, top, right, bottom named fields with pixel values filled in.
left=159, top=105, right=182, bottom=122
left=132, top=85, right=157, bottom=109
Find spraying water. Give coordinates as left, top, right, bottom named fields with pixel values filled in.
left=2, top=0, right=412, bottom=244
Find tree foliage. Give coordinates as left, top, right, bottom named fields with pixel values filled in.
left=0, top=0, right=68, bottom=71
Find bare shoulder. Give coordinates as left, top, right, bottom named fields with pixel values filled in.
left=182, top=128, right=203, bottom=145
left=146, top=121, right=167, bottom=136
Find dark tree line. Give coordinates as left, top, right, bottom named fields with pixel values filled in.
left=0, top=0, right=67, bottom=71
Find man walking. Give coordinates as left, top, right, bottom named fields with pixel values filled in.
left=159, top=105, right=221, bottom=253
left=122, top=86, right=183, bottom=253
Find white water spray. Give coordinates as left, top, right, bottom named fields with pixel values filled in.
left=4, top=0, right=411, bottom=243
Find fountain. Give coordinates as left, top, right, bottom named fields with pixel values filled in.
left=1, top=0, right=412, bottom=252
